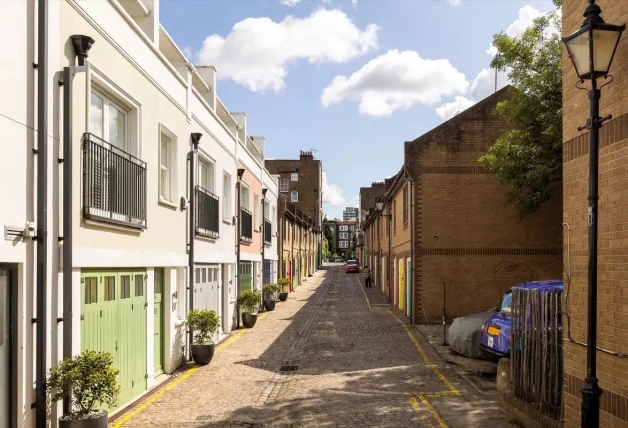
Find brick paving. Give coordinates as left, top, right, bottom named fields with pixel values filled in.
left=116, top=266, right=515, bottom=428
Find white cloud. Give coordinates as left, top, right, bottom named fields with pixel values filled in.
left=435, top=96, right=475, bottom=120
left=446, top=0, right=460, bottom=6
left=351, top=0, right=358, bottom=6
left=322, top=172, right=346, bottom=205
left=321, top=49, right=469, bottom=117
left=182, top=46, right=192, bottom=60
left=352, top=195, right=359, bottom=208
left=280, top=0, right=301, bottom=5
left=197, top=9, right=378, bottom=92
left=487, top=5, right=559, bottom=56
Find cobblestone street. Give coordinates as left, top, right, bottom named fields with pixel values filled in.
left=114, top=266, right=515, bottom=428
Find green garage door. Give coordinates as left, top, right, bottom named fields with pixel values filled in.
left=81, top=270, right=147, bottom=408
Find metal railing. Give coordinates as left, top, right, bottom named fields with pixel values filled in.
left=264, top=219, right=272, bottom=245
left=82, top=133, right=147, bottom=229
left=240, top=208, right=253, bottom=243
left=511, top=287, right=563, bottom=421
left=196, top=186, right=219, bottom=238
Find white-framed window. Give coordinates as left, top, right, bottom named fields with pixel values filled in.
left=241, top=183, right=250, bottom=211
left=158, top=127, right=178, bottom=204
left=339, top=225, right=348, bottom=231
left=223, top=172, right=232, bottom=222
left=254, top=193, right=260, bottom=230
left=272, top=206, right=276, bottom=234
left=90, top=89, right=130, bottom=151
left=350, top=226, right=355, bottom=231
left=339, top=241, right=348, bottom=248
left=263, top=200, right=270, bottom=220
left=291, top=173, right=298, bottom=182
left=291, top=191, right=298, bottom=202
left=198, top=157, right=216, bottom=193
left=339, top=232, right=348, bottom=239
left=279, top=179, right=289, bottom=192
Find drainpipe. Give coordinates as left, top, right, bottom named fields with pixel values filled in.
left=388, top=205, right=392, bottom=304
left=35, top=0, right=48, bottom=425
left=235, top=168, right=245, bottom=328
left=291, top=221, right=295, bottom=291
left=260, top=188, right=267, bottom=311
left=407, top=173, right=415, bottom=325
left=60, top=34, right=94, bottom=415
left=188, top=133, right=202, bottom=356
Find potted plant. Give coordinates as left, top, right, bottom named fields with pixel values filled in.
left=262, top=283, right=280, bottom=311
left=47, top=350, right=120, bottom=428
left=238, top=288, right=262, bottom=328
left=278, top=278, right=291, bottom=301
left=186, top=309, right=221, bottom=365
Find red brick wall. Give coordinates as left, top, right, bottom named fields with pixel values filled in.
left=405, top=87, right=563, bottom=322
left=562, top=1, right=628, bottom=426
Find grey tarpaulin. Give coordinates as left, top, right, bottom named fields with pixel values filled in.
left=448, top=311, right=493, bottom=359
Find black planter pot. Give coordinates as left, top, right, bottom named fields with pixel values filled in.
left=191, top=343, right=216, bottom=365
left=242, top=313, right=258, bottom=328
left=279, top=292, right=288, bottom=302
left=264, top=299, right=276, bottom=311
left=60, top=410, right=108, bottom=428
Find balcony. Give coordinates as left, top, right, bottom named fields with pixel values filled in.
left=196, top=186, right=219, bottom=239
left=264, top=219, right=272, bottom=246
left=82, top=133, right=147, bottom=229
left=240, top=208, right=253, bottom=243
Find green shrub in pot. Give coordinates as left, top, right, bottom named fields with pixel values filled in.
left=47, top=350, right=119, bottom=427
left=186, top=309, right=221, bottom=365
left=239, top=288, right=262, bottom=328
left=277, top=278, right=291, bottom=301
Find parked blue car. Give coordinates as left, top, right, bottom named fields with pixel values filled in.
left=480, top=280, right=563, bottom=362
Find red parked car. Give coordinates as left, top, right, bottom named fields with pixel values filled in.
left=345, top=260, right=360, bottom=273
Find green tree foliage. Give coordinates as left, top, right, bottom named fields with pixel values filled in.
left=478, top=2, right=562, bottom=217
left=323, top=217, right=335, bottom=252
left=186, top=309, right=220, bottom=345
left=47, top=350, right=120, bottom=418
left=238, top=288, right=262, bottom=314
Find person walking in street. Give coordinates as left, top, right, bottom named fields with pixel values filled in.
left=363, top=265, right=372, bottom=288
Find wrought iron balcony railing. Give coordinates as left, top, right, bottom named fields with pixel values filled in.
left=196, top=186, right=220, bottom=239
left=82, top=133, right=147, bottom=229
left=264, top=219, right=272, bottom=246
left=240, top=208, right=253, bottom=243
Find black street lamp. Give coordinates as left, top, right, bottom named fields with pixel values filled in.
left=375, top=197, right=392, bottom=304
left=563, top=2, right=624, bottom=427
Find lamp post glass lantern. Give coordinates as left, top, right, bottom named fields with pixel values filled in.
left=562, top=1, right=624, bottom=427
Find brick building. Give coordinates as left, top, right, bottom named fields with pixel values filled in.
left=334, top=220, right=357, bottom=258
left=562, top=1, right=628, bottom=426
left=266, top=151, right=323, bottom=268
left=406, top=86, right=563, bottom=323
left=277, top=194, right=320, bottom=289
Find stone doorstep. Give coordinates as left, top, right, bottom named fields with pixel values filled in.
left=498, top=391, right=564, bottom=428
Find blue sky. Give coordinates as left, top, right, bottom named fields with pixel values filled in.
left=160, top=0, right=557, bottom=220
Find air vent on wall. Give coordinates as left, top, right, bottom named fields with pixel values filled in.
left=4, top=226, right=24, bottom=241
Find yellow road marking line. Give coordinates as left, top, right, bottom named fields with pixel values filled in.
left=112, top=315, right=263, bottom=427
left=417, top=394, right=449, bottom=428
left=356, top=275, right=372, bottom=311
left=388, top=309, right=460, bottom=395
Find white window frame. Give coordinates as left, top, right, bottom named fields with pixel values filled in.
left=339, top=232, right=348, bottom=239
left=240, top=182, right=250, bottom=211
left=254, top=193, right=260, bottom=231
left=158, top=124, right=178, bottom=206
left=291, top=173, right=298, bottom=182
left=197, top=152, right=216, bottom=194
left=88, top=71, right=140, bottom=158
left=339, top=241, right=348, bottom=248
left=223, top=171, right=232, bottom=223
left=339, top=225, right=348, bottom=232
left=350, top=226, right=355, bottom=231
left=272, top=206, right=276, bottom=234
left=291, top=191, right=298, bottom=203
left=279, top=179, right=289, bottom=192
